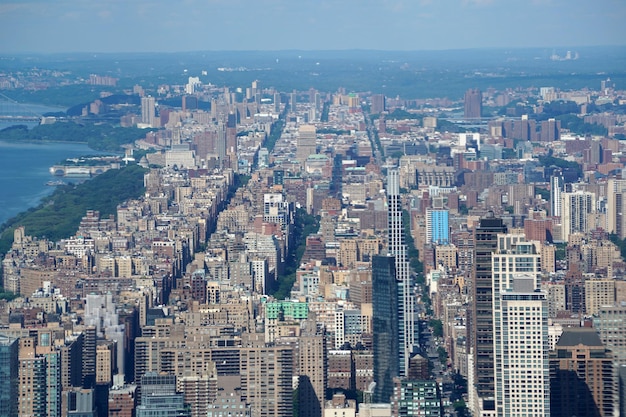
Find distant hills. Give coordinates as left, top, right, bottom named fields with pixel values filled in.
left=1, top=46, right=625, bottom=100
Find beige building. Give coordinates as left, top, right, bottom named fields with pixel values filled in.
left=240, top=344, right=293, bottom=417
left=585, top=278, right=616, bottom=316
left=324, top=393, right=356, bottom=417
left=178, top=370, right=219, bottom=417
left=550, top=328, right=618, bottom=417
left=339, top=240, right=358, bottom=268
left=577, top=239, right=621, bottom=275
left=606, top=178, right=626, bottom=239
left=297, top=321, right=327, bottom=417
left=17, top=336, right=61, bottom=417
left=297, top=125, right=317, bottom=163
left=616, top=280, right=626, bottom=304
left=435, top=244, right=458, bottom=270
left=96, top=341, right=114, bottom=385
left=545, top=282, right=566, bottom=318
left=540, top=243, right=556, bottom=274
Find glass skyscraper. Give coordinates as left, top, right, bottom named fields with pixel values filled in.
left=372, top=254, right=399, bottom=403
left=0, top=334, right=18, bottom=417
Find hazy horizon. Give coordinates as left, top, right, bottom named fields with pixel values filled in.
left=1, top=0, right=625, bottom=54
left=2, top=44, right=625, bottom=56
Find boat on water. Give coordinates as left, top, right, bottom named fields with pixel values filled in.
left=46, top=180, right=66, bottom=186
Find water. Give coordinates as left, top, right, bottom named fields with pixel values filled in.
left=0, top=140, right=108, bottom=227
left=0, top=103, right=109, bottom=227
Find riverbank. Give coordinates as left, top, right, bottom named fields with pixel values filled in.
left=0, top=164, right=146, bottom=254
left=0, top=140, right=113, bottom=226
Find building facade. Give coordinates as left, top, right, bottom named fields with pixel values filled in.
left=550, top=328, right=618, bottom=417
left=387, top=169, right=415, bottom=377
left=372, top=254, right=399, bottom=403
left=469, top=211, right=507, bottom=414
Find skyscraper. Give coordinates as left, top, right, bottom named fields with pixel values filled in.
left=550, top=170, right=564, bottom=218
left=290, top=90, right=297, bottom=112
left=371, top=94, right=386, bottom=115
left=607, top=178, right=626, bottom=239
left=141, top=96, right=156, bottom=127
left=496, top=283, right=550, bottom=416
left=594, top=305, right=626, bottom=417
left=298, top=320, right=327, bottom=417
left=0, top=334, right=18, bottom=417
left=468, top=211, right=507, bottom=413
left=240, top=344, right=293, bottom=417
left=372, top=254, right=399, bottom=403
left=464, top=88, right=482, bottom=119
left=297, top=125, right=317, bottom=163
left=386, top=169, right=415, bottom=376
left=490, top=234, right=550, bottom=417
left=560, top=190, right=595, bottom=242
left=226, top=112, right=238, bottom=169
left=18, top=338, right=48, bottom=417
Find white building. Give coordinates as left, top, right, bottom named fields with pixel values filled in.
left=165, top=144, right=196, bottom=169
left=492, top=235, right=549, bottom=417
left=263, top=193, right=290, bottom=226
left=141, top=96, right=156, bottom=127
left=560, top=190, right=595, bottom=242
left=495, top=278, right=550, bottom=417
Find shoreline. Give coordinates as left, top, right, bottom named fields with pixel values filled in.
left=0, top=138, right=91, bottom=146
left=0, top=140, right=109, bottom=227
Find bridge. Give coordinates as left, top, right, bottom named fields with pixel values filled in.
left=0, top=92, right=45, bottom=123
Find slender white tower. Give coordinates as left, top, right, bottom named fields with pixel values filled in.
left=387, top=169, right=415, bottom=375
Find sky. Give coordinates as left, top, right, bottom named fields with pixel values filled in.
left=0, top=0, right=625, bottom=53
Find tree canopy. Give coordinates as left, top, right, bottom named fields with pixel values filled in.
left=0, top=122, right=153, bottom=152
left=0, top=165, right=146, bottom=254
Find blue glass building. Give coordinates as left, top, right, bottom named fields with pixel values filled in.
left=427, top=209, right=449, bottom=245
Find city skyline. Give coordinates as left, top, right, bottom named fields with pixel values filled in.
left=0, top=0, right=625, bottom=53
left=2, top=28, right=626, bottom=415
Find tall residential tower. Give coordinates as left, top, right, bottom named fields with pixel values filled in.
left=464, top=88, right=482, bottom=119
left=468, top=211, right=507, bottom=414
left=372, top=254, right=399, bottom=403
left=386, top=169, right=416, bottom=376
left=492, top=236, right=550, bottom=416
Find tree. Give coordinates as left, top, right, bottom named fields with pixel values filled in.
left=429, top=319, right=443, bottom=338
left=453, top=400, right=470, bottom=417
left=0, top=288, right=18, bottom=301
left=270, top=208, right=320, bottom=300
left=0, top=165, right=146, bottom=255
left=437, top=346, right=448, bottom=365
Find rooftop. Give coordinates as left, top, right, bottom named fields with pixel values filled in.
left=556, top=327, right=603, bottom=348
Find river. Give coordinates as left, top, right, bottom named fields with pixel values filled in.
left=0, top=102, right=110, bottom=226
left=0, top=139, right=111, bottom=227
